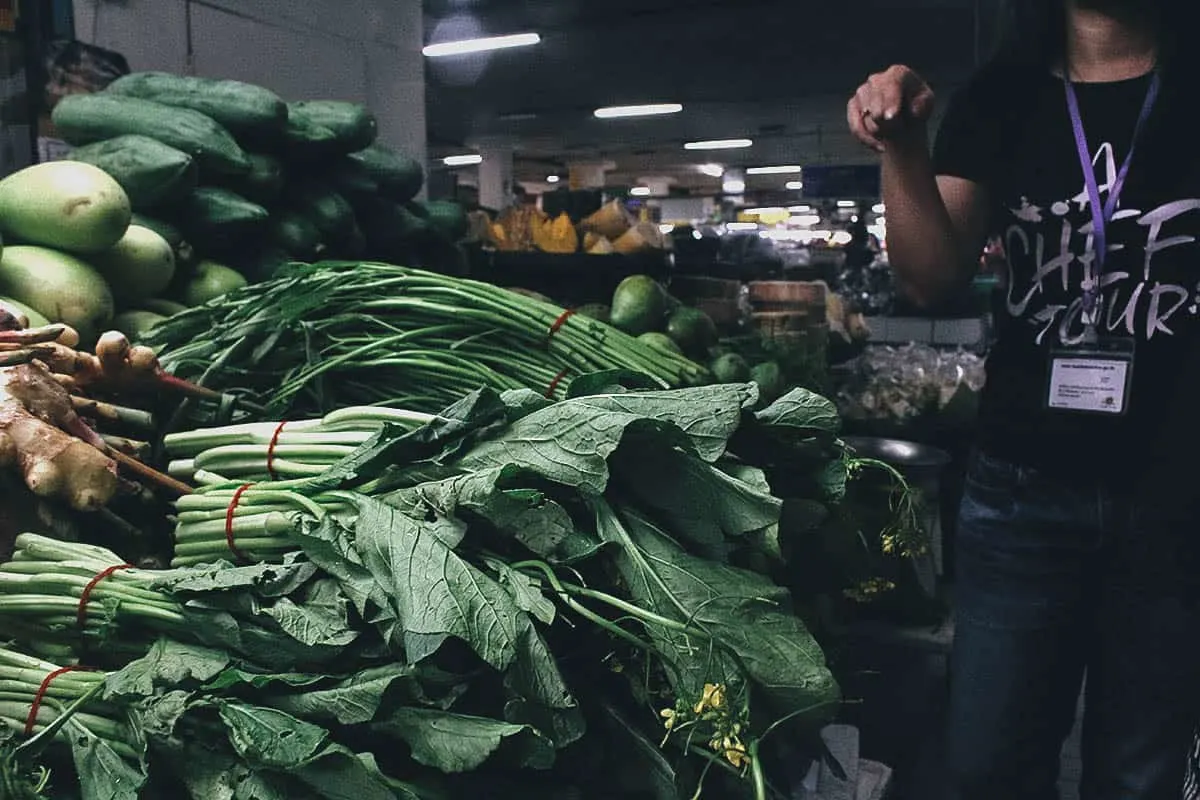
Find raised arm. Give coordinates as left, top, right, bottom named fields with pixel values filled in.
left=847, top=66, right=990, bottom=309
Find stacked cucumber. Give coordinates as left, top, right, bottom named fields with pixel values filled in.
left=49, top=72, right=467, bottom=331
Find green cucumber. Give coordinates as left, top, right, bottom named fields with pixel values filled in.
left=287, top=100, right=377, bottom=152
left=293, top=186, right=355, bottom=240
left=269, top=211, right=325, bottom=260
left=106, top=72, right=287, bottom=138
left=323, top=156, right=379, bottom=198
left=280, top=115, right=339, bottom=159
left=355, top=197, right=428, bottom=259
left=179, top=187, right=268, bottom=244
left=53, top=93, right=251, bottom=175
left=348, top=144, right=424, bottom=202
left=230, top=245, right=292, bottom=284
left=67, top=135, right=197, bottom=209
left=422, top=200, right=469, bottom=241
left=211, top=153, right=284, bottom=206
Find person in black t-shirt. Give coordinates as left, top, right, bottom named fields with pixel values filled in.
left=848, top=1, right=1200, bottom=799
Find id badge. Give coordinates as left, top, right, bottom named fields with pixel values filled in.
left=1045, top=337, right=1135, bottom=416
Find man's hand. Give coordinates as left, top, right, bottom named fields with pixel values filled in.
left=847, top=65, right=936, bottom=153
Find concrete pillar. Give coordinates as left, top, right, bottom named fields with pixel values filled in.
left=364, top=1, right=427, bottom=184
left=476, top=144, right=513, bottom=212
left=568, top=162, right=608, bottom=191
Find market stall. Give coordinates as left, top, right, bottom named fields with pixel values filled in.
left=0, top=60, right=933, bottom=800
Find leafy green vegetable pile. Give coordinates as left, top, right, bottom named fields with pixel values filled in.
left=141, top=261, right=708, bottom=417
left=0, top=378, right=918, bottom=799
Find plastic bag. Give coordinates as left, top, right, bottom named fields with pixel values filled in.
left=42, top=39, right=129, bottom=111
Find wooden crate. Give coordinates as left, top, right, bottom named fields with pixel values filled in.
left=748, top=280, right=826, bottom=307
left=671, top=274, right=743, bottom=300
left=751, top=311, right=824, bottom=339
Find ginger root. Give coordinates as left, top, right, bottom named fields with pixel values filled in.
left=0, top=362, right=119, bottom=511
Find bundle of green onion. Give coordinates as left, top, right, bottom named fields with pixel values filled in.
left=0, top=646, right=134, bottom=760
left=143, top=261, right=709, bottom=416
left=0, top=535, right=188, bottom=659
left=163, top=406, right=430, bottom=567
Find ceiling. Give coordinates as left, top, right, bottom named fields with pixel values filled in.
left=422, top=0, right=1003, bottom=193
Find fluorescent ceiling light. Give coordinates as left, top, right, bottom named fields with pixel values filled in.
left=547, top=175, right=561, bottom=184
left=788, top=205, right=812, bottom=213
left=443, top=154, right=483, bottom=167
left=685, top=138, right=753, bottom=151
left=698, top=163, right=725, bottom=178
left=722, top=179, right=746, bottom=194
left=726, top=222, right=759, bottom=232
left=594, top=103, right=683, bottom=119
left=836, top=200, right=857, bottom=208
left=423, top=33, right=541, bottom=58
left=659, top=224, right=675, bottom=235
left=743, top=207, right=787, bottom=216
left=786, top=181, right=804, bottom=191
left=746, top=165, right=803, bottom=175
left=630, top=186, right=653, bottom=197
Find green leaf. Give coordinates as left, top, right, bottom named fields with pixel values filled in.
left=459, top=408, right=686, bottom=497
left=754, top=388, right=841, bottom=437
left=498, top=388, right=553, bottom=420
left=384, top=466, right=592, bottom=564
left=292, top=515, right=395, bottom=644
left=595, top=703, right=680, bottom=800
left=132, top=690, right=192, bottom=741
left=105, top=639, right=232, bottom=700
left=595, top=500, right=840, bottom=719
left=67, top=721, right=147, bottom=800
left=315, top=497, right=525, bottom=670
left=290, top=749, right=429, bottom=800
left=153, top=556, right=319, bottom=598
left=488, top=560, right=556, bottom=625
left=205, top=669, right=325, bottom=693
left=266, top=664, right=440, bottom=726
left=570, top=384, right=758, bottom=462
left=816, top=455, right=850, bottom=502
left=610, top=434, right=781, bottom=558
left=217, top=701, right=328, bottom=768
left=372, top=708, right=553, bottom=773
left=502, top=623, right=584, bottom=749
left=292, top=389, right=508, bottom=494
left=260, top=579, right=359, bottom=648
left=564, top=370, right=665, bottom=398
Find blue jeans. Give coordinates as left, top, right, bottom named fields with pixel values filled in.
left=946, top=452, right=1200, bottom=800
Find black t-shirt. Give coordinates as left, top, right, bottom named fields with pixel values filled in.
left=933, top=60, right=1200, bottom=488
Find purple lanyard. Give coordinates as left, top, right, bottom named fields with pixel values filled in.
left=1063, top=69, right=1161, bottom=329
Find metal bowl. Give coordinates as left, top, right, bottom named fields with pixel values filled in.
left=842, top=436, right=952, bottom=474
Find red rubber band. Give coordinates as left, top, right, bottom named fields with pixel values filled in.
left=225, top=484, right=254, bottom=563
left=25, top=666, right=88, bottom=736
left=266, top=421, right=288, bottom=480
left=76, top=564, right=133, bottom=629
left=545, top=368, right=570, bottom=399
left=548, top=309, right=576, bottom=341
